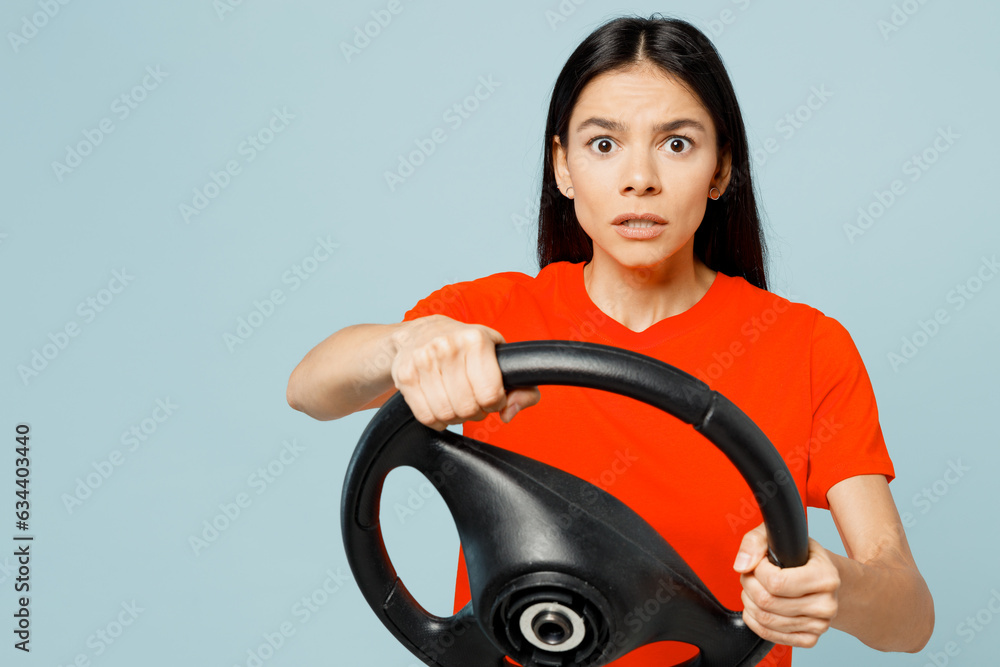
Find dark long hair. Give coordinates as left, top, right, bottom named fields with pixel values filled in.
left=537, top=14, right=768, bottom=290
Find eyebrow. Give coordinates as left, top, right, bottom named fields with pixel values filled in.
left=575, top=116, right=708, bottom=135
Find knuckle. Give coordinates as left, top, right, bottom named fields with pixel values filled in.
left=430, top=335, right=458, bottom=356
left=753, top=607, right=776, bottom=627
left=412, top=346, right=436, bottom=368
left=741, top=531, right=763, bottom=550
left=764, top=574, right=787, bottom=597
left=481, top=385, right=506, bottom=407
left=755, top=589, right=776, bottom=609
left=454, top=397, right=481, bottom=418
left=411, top=407, right=436, bottom=427
left=393, top=361, right=419, bottom=385
left=459, top=327, right=488, bottom=347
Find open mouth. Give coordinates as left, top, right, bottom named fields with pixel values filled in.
left=612, top=212, right=668, bottom=226
left=618, top=219, right=663, bottom=228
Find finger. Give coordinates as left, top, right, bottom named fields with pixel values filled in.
left=741, top=589, right=833, bottom=636
left=391, top=347, right=447, bottom=430
left=471, top=326, right=537, bottom=422
left=433, top=341, right=492, bottom=424
left=395, top=386, right=444, bottom=430
left=741, top=607, right=826, bottom=649
left=512, top=385, right=542, bottom=409
left=501, top=386, right=541, bottom=422
left=462, top=334, right=509, bottom=417
left=411, top=341, right=462, bottom=430
left=733, top=522, right=768, bottom=573
left=740, top=575, right=838, bottom=624
left=428, top=332, right=503, bottom=426
left=750, top=543, right=840, bottom=600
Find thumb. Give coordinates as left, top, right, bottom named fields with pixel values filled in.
left=500, top=386, right=540, bottom=422
left=733, top=522, right=768, bottom=573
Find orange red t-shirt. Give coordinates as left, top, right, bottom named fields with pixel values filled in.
left=400, top=260, right=895, bottom=666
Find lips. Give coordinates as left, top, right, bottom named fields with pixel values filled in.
left=612, top=212, right=668, bottom=225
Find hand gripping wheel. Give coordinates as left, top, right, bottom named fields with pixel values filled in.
left=341, top=340, right=808, bottom=667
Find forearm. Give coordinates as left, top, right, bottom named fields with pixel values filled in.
left=286, top=322, right=406, bottom=421
left=828, top=548, right=934, bottom=652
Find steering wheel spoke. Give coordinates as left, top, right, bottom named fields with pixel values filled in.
left=342, top=341, right=808, bottom=667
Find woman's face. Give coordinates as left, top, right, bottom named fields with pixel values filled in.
left=553, top=65, right=731, bottom=274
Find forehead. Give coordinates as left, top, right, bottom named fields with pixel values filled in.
left=569, top=66, right=712, bottom=130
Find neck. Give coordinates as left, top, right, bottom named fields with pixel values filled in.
left=583, top=248, right=717, bottom=333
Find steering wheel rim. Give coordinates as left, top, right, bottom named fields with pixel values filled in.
left=341, top=340, right=808, bottom=667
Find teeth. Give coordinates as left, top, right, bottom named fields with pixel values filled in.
left=622, top=220, right=657, bottom=228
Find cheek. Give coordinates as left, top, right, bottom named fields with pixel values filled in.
left=664, top=158, right=713, bottom=189
left=567, top=153, right=606, bottom=186
left=569, top=164, right=609, bottom=214
left=665, top=161, right=714, bottom=203
left=573, top=196, right=599, bottom=232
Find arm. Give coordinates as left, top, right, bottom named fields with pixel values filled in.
left=286, top=322, right=408, bottom=421
left=825, top=474, right=934, bottom=650
left=286, top=315, right=541, bottom=427
left=733, top=474, right=934, bottom=652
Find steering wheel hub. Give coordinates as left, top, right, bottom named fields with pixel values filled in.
left=490, top=572, right=611, bottom=666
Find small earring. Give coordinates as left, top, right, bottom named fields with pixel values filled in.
left=709, top=187, right=721, bottom=200
left=566, top=186, right=574, bottom=199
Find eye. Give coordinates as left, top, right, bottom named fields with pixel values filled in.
left=585, top=136, right=619, bottom=155
left=665, top=135, right=694, bottom=154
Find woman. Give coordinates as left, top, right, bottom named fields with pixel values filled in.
left=287, top=14, right=933, bottom=666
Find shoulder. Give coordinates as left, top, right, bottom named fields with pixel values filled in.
left=719, top=273, right=818, bottom=328
left=732, top=277, right=875, bottom=404
left=721, top=274, right=861, bottom=354
left=401, top=267, right=542, bottom=325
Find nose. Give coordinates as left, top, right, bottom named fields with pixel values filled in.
left=620, top=148, right=661, bottom=195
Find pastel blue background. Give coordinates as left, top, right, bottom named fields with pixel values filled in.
left=2, top=1, right=997, bottom=665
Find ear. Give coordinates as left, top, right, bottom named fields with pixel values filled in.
left=714, top=142, right=733, bottom=195
left=552, top=134, right=574, bottom=195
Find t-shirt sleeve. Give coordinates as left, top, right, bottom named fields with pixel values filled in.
left=400, top=273, right=521, bottom=326
left=805, top=313, right=896, bottom=510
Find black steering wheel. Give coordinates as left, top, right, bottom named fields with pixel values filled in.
left=341, top=340, right=808, bottom=667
